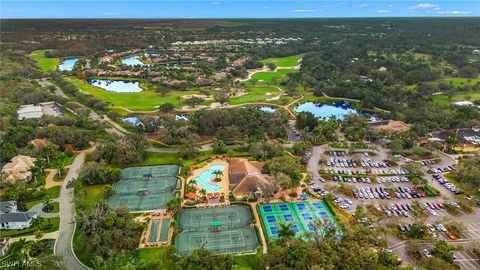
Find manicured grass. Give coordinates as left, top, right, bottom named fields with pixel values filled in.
left=437, top=77, right=480, bottom=87
left=229, top=86, right=282, bottom=105
left=432, top=94, right=451, bottom=105
left=64, top=76, right=199, bottom=111
left=260, top=54, right=303, bottom=67
left=0, top=217, right=60, bottom=238
left=28, top=50, right=60, bottom=72
left=250, top=68, right=296, bottom=83
left=46, top=185, right=61, bottom=198
left=25, top=186, right=62, bottom=209
left=232, top=249, right=264, bottom=270
left=432, top=89, right=480, bottom=105
left=46, top=202, right=60, bottom=213
left=73, top=225, right=94, bottom=268
left=142, top=152, right=180, bottom=166
left=75, top=184, right=106, bottom=211
left=133, top=247, right=176, bottom=270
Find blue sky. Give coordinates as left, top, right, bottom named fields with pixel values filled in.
left=1, top=1, right=479, bottom=18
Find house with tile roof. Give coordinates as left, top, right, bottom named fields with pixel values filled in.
left=1, top=155, right=37, bottom=183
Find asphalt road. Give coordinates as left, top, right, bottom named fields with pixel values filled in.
left=55, top=151, right=90, bottom=270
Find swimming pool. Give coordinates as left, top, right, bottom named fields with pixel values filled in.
left=192, top=164, right=224, bottom=193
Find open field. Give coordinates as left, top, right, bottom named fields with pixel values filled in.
left=250, top=68, right=296, bottom=83
left=28, top=50, right=60, bottom=72
left=432, top=89, right=480, bottom=105
left=260, top=54, right=303, bottom=67
left=229, top=86, right=282, bottom=105
left=65, top=76, right=198, bottom=111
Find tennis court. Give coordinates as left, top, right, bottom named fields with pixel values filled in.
left=175, top=205, right=259, bottom=255
left=258, top=200, right=338, bottom=240
left=107, top=165, right=179, bottom=211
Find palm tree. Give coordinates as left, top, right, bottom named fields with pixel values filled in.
left=212, top=170, right=223, bottom=182
left=278, top=223, right=295, bottom=240
left=199, top=189, right=207, bottom=197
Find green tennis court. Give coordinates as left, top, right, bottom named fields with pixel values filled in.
left=107, top=165, right=179, bottom=211
left=175, top=205, right=259, bottom=255
left=258, top=200, right=338, bottom=240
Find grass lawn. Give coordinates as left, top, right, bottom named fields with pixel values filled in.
left=25, top=186, right=62, bottom=209
left=0, top=217, right=60, bottom=238
left=436, top=77, right=480, bottom=87
left=73, top=225, right=94, bottom=268
left=46, top=202, right=60, bottom=213
left=432, top=94, right=452, bottom=105
left=229, top=86, right=282, bottom=105
left=28, top=50, right=60, bottom=72
left=133, top=247, right=176, bottom=270
left=260, top=54, right=303, bottom=67
left=142, top=152, right=180, bottom=166
left=444, top=173, right=480, bottom=199
left=75, top=184, right=106, bottom=211
left=64, top=76, right=199, bottom=111
left=232, top=249, right=264, bottom=270
left=250, top=68, right=296, bottom=83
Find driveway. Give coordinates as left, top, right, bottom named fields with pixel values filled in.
left=55, top=151, right=90, bottom=270
left=28, top=198, right=60, bottom=218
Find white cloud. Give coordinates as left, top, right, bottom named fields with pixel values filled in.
left=374, top=10, right=391, bottom=13
left=359, top=4, right=368, bottom=8
left=261, top=6, right=270, bottom=10
left=411, top=3, right=439, bottom=9
left=437, top=10, right=470, bottom=14
left=211, top=2, right=220, bottom=5
left=104, top=12, right=120, bottom=15
left=290, top=9, right=318, bottom=13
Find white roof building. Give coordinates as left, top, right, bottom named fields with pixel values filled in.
left=453, top=101, right=474, bottom=107
left=17, top=105, right=43, bottom=119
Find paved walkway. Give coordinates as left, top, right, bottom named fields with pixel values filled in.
left=249, top=202, right=268, bottom=254
left=9, top=231, right=59, bottom=244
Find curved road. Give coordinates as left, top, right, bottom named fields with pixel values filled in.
left=55, top=151, right=90, bottom=270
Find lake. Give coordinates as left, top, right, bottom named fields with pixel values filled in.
left=121, top=55, right=149, bottom=66
left=87, top=79, right=143, bottom=93
left=295, top=102, right=373, bottom=120
left=58, top=58, right=79, bottom=71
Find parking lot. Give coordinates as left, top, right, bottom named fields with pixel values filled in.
left=307, top=144, right=480, bottom=269
left=454, top=250, right=480, bottom=270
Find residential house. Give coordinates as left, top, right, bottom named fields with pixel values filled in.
left=29, top=138, right=49, bottom=151
left=0, top=201, right=37, bottom=230
left=1, top=155, right=37, bottom=183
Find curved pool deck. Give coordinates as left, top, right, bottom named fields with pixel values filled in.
left=189, top=159, right=229, bottom=195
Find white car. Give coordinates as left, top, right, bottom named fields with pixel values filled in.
left=340, top=203, right=350, bottom=209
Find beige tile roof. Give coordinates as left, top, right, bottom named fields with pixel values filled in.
left=2, top=155, right=36, bottom=182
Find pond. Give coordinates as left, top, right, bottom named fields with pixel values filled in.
left=295, top=102, right=374, bottom=120
left=58, top=58, right=79, bottom=71
left=121, top=55, right=149, bottom=66
left=87, top=79, right=143, bottom=93
left=123, top=117, right=143, bottom=126
left=124, top=115, right=188, bottom=127
left=259, top=106, right=276, bottom=113
left=175, top=114, right=189, bottom=121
